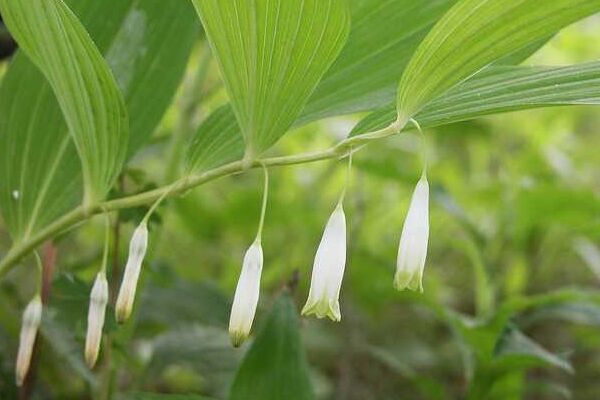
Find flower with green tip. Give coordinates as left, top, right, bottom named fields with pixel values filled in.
left=229, top=241, right=263, bottom=347
left=116, top=222, right=148, bottom=323
left=16, top=296, right=42, bottom=386
left=395, top=175, right=429, bottom=292
left=85, top=271, right=108, bottom=368
left=302, top=203, right=346, bottom=321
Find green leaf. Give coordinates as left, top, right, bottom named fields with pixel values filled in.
left=191, top=0, right=350, bottom=159
left=493, top=327, right=573, bottom=374
left=519, top=302, right=600, bottom=328
left=229, top=292, right=314, bottom=400
left=0, top=0, right=129, bottom=205
left=299, top=0, right=456, bottom=122
left=40, top=311, right=98, bottom=386
left=145, top=325, right=240, bottom=398
left=184, top=0, right=561, bottom=174
left=138, top=279, right=231, bottom=328
left=352, top=62, right=600, bottom=136
left=185, top=105, right=244, bottom=174
left=0, top=0, right=197, bottom=242
left=396, top=0, right=600, bottom=121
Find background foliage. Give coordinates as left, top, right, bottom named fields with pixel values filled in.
left=0, top=1, right=599, bottom=399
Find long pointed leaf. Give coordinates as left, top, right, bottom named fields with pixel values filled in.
left=0, top=0, right=129, bottom=205
left=229, top=292, right=315, bottom=400
left=300, top=0, right=456, bottom=123
left=191, top=0, right=350, bottom=159
left=0, top=0, right=197, bottom=242
left=352, top=62, right=600, bottom=136
left=396, top=0, right=600, bottom=121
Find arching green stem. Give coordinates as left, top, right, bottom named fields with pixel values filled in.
left=0, top=122, right=405, bottom=278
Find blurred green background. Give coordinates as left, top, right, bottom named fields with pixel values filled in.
left=0, top=13, right=599, bottom=400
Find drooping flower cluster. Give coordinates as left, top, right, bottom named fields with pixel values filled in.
left=227, top=159, right=430, bottom=345
left=12, top=144, right=430, bottom=380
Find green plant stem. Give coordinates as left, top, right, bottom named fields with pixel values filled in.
left=255, top=164, right=269, bottom=242
left=0, top=122, right=403, bottom=277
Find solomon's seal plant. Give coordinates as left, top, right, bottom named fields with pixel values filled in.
left=0, top=0, right=599, bottom=397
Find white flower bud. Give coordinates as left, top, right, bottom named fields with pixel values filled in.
left=16, top=296, right=42, bottom=386
left=302, top=203, right=347, bottom=321
left=116, top=222, right=148, bottom=323
left=85, top=272, right=108, bottom=368
left=229, top=241, right=263, bottom=347
left=395, top=175, right=429, bottom=292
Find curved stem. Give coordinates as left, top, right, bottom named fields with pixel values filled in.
left=33, top=251, right=43, bottom=295
left=338, top=151, right=353, bottom=205
left=100, top=214, right=111, bottom=273
left=255, top=164, right=269, bottom=242
left=409, top=117, right=428, bottom=176
left=141, top=180, right=184, bottom=225
left=0, top=122, right=405, bottom=278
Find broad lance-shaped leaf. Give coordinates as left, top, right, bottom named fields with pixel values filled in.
left=191, top=0, right=350, bottom=160
left=188, top=61, right=600, bottom=173
left=185, top=105, right=244, bottom=174
left=351, top=62, right=600, bottom=136
left=299, top=0, right=456, bottom=123
left=230, top=291, right=315, bottom=400
left=185, top=0, right=557, bottom=174
left=0, top=0, right=197, bottom=242
left=494, top=327, right=573, bottom=374
left=0, top=0, right=129, bottom=206
left=396, top=0, right=600, bottom=121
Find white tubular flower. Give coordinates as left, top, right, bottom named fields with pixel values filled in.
left=229, top=241, right=263, bottom=347
left=116, top=222, right=148, bottom=323
left=16, top=296, right=42, bottom=386
left=302, top=203, right=347, bottom=322
left=85, top=272, right=108, bottom=368
left=395, top=175, right=429, bottom=292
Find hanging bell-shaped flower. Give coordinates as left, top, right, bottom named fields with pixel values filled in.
left=85, top=271, right=108, bottom=368
left=116, top=222, right=148, bottom=323
left=229, top=241, right=263, bottom=347
left=395, top=174, right=429, bottom=292
left=302, top=203, right=347, bottom=321
left=16, top=296, right=42, bottom=386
